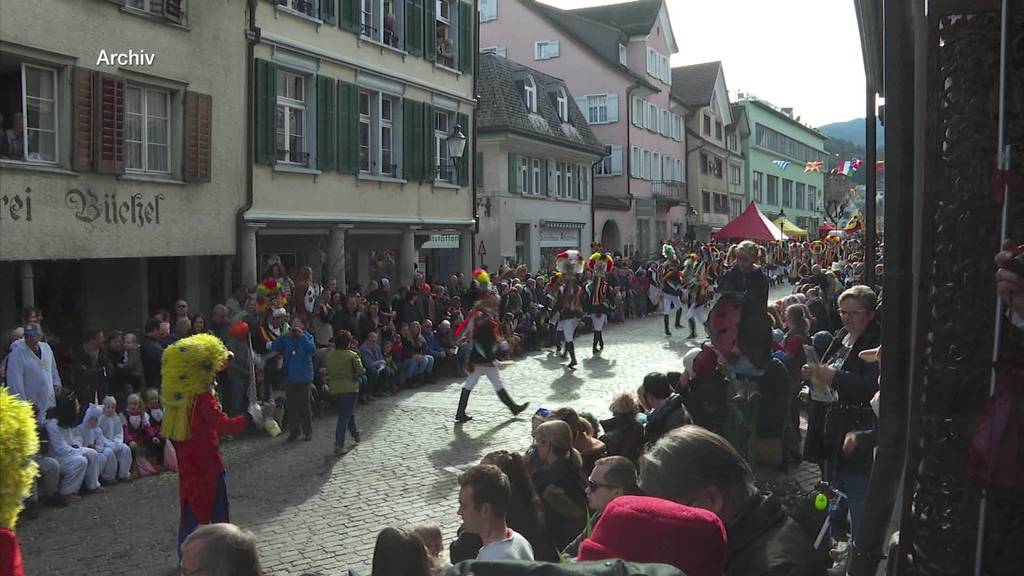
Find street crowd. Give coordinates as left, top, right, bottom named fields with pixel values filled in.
left=6, top=232, right=1021, bottom=576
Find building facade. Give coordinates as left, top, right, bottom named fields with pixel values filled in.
left=244, top=0, right=477, bottom=291
left=671, top=61, right=746, bottom=241
left=480, top=0, right=687, bottom=258
left=475, top=54, right=604, bottom=272
left=734, top=97, right=827, bottom=235
left=0, top=1, right=245, bottom=336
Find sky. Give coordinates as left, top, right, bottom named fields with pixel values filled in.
left=548, top=0, right=868, bottom=127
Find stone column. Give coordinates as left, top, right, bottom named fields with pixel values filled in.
left=19, top=261, right=35, bottom=310
left=326, top=225, right=351, bottom=290
left=459, top=228, right=474, bottom=277
left=240, top=223, right=262, bottom=288
left=356, top=248, right=370, bottom=288
left=399, top=226, right=418, bottom=288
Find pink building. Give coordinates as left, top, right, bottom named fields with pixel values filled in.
left=481, top=0, right=688, bottom=258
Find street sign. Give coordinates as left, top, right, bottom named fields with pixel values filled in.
left=477, top=241, right=486, bottom=256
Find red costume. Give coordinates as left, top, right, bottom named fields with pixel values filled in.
left=175, top=393, right=248, bottom=525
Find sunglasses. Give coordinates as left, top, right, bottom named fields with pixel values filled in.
left=586, top=479, right=618, bottom=492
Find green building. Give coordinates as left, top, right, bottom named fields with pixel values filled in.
left=733, top=98, right=828, bottom=237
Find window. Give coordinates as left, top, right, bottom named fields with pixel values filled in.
left=125, top=85, right=170, bottom=173
left=632, top=97, right=643, bottom=127
left=702, top=114, right=711, bottom=136
left=618, top=43, right=627, bottom=65
left=2, top=63, right=59, bottom=163
left=518, top=156, right=529, bottom=193
left=523, top=76, right=537, bottom=113
left=646, top=48, right=657, bottom=77
left=479, top=0, right=497, bottom=22
left=808, top=186, right=818, bottom=211
left=586, top=95, right=608, bottom=124
left=579, top=164, right=589, bottom=201
left=702, top=190, right=711, bottom=212
left=782, top=179, right=793, bottom=207
left=754, top=123, right=825, bottom=164
left=630, top=146, right=640, bottom=177
left=554, top=162, right=563, bottom=197
left=434, top=110, right=454, bottom=182
left=535, top=41, right=560, bottom=60
left=276, top=69, right=308, bottom=165
left=700, top=152, right=709, bottom=175
left=651, top=152, right=661, bottom=182
left=731, top=198, right=742, bottom=217
left=532, top=159, right=541, bottom=193
left=671, top=114, right=682, bottom=141
left=358, top=90, right=399, bottom=177
left=714, top=120, right=722, bottom=141
left=714, top=158, right=723, bottom=178
left=646, top=102, right=657, bottom=131
left=659, top=109, right=669, bottom=136
left=642, top=149, right=651, bottom=179
left=714, top=193, right=728, bottom=214
left=596, top=144, right=622, bottom=176
left=753, top=171, right=764, bottom=203
left=437, top=0, right=451, bottom=22
left=766, top=174, right=779, bottom=204
left=556, top=88, right=568, bottom=122
left=701, top=154, right=722, bottom=178
left=565, top=163, right=573, bottom=199
left=127, top=0, right=187, bottom=23
left=728, top=164, right=741, bottom=186
left=795, top=182, right=806, bottom=209
left=727, top=132, right=737, bottom=151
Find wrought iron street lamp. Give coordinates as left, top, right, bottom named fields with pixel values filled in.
left=447, top=123, right=467, bottom=164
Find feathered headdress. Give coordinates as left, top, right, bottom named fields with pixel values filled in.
left=473, top=268, right=491, bottom=292
left=162, top=334, right=231, bottom=442
left=255, top=278, right=287, bottom=313
left=587, top=251, right=614, bottom=275
left=0, top=389, right=39, bottom=530
left=662, top=243, right=677, bottom=261
left=555, top=250, right=585, bottom=275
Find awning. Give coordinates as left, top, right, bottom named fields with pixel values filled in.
left=540, top=220, right=586, bottom=230
left=712, top=201, right=786, bottom=241
left=772, top=216, right=808, bottom=238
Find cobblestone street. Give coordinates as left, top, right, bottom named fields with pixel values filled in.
left=17, top=285, right=818, bottom=576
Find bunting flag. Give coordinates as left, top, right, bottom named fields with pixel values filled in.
left=832, top=161, right=855, bottom=176
left=804, top=160, right=823, bottom=173
left=850, top=158, right=864, bottom=170
left=844, top=210, right=863, bottom=233
left=772, top=160, right=791, bottom=171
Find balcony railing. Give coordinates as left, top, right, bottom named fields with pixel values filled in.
left=651, top=179, right=684, bottom=197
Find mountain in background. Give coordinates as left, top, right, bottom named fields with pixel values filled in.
left=818, top=117, right=885, bottom=148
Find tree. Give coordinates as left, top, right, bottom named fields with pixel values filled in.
left=825, top=174, right=856, bottom=225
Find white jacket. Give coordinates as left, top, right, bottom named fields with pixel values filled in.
left=5, top=339, right=62, bottom=423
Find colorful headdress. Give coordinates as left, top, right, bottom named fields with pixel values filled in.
left=588, top=251, right=614, bottom=276
left=555, top=250, right=585, bottom=275
left=662, top=243, right=677, bottom=261
left=0, top=389, right=39, bottom=530
left=162, top=334, right=231, bottom=442
left=473, top=268, right=491, bottom=292
left=255, top=278, right=287, bottom=313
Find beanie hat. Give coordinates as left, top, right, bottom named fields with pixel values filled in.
left=577, top=496, right=727, bottom=576
left=682, top=348, right=701, bottom=377
left=691, top=345, right=719, bottom=379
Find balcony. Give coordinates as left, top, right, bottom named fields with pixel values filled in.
left=699, top=211, right=730, bottom=227
left=652, top=179, right=684, bottom=208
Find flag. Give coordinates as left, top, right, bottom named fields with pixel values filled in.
left=772, top=160, right=791, bottom=171
left=844, top=210, right=863, bottom=233
left=850, top=158, right=863, bottom=171
left=805, top=160, right=823, bottom=173
left=833, top=161, right=852, bottom=176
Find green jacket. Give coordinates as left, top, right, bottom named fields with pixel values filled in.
left=323, top=348, right=365, bottom=394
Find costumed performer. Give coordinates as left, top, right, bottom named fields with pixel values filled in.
left=552, top=250, right=585, bottom=369
left=658, top=244, right=686, bottom=336
left=0, top=389, right=39, bottom=576
left=453, top=269, right=529, bottom=423
left=683, top=255, right=712, bottom=340
left=585, top=247, right=615, bottom=355
left=163, top=333, right=255, bottom=555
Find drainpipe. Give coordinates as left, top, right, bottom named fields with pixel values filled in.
left=590, top=154, right=605, bottom=245
left=470, top=0, right=480, bottom=270
left=236, top=0, right=260, bottom=286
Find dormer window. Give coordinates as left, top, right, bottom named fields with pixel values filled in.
left=524, top=76, right=537, bottom=113
left=556, top=88, right=568, bottom=122
left=618, top=43, right=627, bottom=65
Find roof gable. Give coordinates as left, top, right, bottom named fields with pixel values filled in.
left=670, top=61, right=721, bottom=108
left=568, top=0, right=664, bottom=37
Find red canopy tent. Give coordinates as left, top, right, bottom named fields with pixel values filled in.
left=819, top=222, right=838, bottom=237
left=712, top=201, right=786, bottom=241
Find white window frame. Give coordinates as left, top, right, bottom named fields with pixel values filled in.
left=645, top=102, right=656, bottom=131
left=646, top=47, right=657, bottom=77
left=556, top=88, right=569, bottom=123
left=702, top=114, right=712, bottom=136
left=434, top=109, right=454, bottom=183
left=15, top=63, right=60, bottom=165
left=534, top=41, right=560, bottom=60
left=632, top=97, right=643, bottom=127
left=728, top=164, right=741, bottom=186
left=127, top=0, right=189, bottom=23
left=532, top=159, right=541, bottom=195
left=276, top=69, right=309, bottom=166
left=125, top=84, right=171, bottom=174
left=523, top=76, right=537, bottom=113
left=586, top=94, right=608, bottom=124
left=630, top=146, right=640, bottom=178
left=436, top=0, right=451, bottom=23
left=579, top=164, right=589, bottom=201
left=565, top=163, right=573, bottom=199
left=642, top=149, right=651, bottom=180
left=519, top=156, right=529, bottom=193
left=554, top=162, right=563, bottom=197
left=659, top=109, right=669, bottom=136
left=651, top=152, right=661, bottom=182
left=596, top=145, right=622, bottom=176
left=359, top=92, right=371, bottom=172
left=479, top=0, right=497, bottom=22
left=358, top=90, right=400, bottom=177
left=618, top=43, right=627, bottom=66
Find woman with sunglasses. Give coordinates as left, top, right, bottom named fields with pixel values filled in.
left=801, top=285, right=880, bottom=548
left=531, top=420, right=587, bottom=553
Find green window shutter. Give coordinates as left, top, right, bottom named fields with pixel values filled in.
left=405, top=0, right=423, bottom=56
left=320, top=0, right=337, bottom=25
left=457, top=112, right=469, bottom=185
left=316, top=75, right=337, bottom=171
left=458, top=2, right=473, bottom=73
left=403, top=99, right=421, bottom=181
left=337, top=80, right=359, bottom=173
left=255, top=59, right=278, bottom=166
left=422, top=104, right=436, bottom=181
left=424, top=0, right=436, bottom=62
left=508, top=154, right=517, bottom=193
left=340, top=0, right=358, bottom=31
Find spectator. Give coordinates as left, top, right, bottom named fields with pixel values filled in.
left=310, top=289, right=335, bottom=348
left=180, top=523, right=263, bottom=576
left=173, top=299, right=191, bottom=324
left=639, top=372, right=692, bottom=448
left=333, top=295, right=361, bottom=339
left=174, top=318, right=193, bottom=340
left=577, top=495, right=728, bottom=576
left=598, top=392, right=645, bottom=463
left=421, top=319, right=453, bottom=375
left=996, top=239, right=1024, bottom=323
left=433, top=320, right=459, bottom=376
left=223, top=321, right=255, bottom=417
left=563, top=455, right=639, bottom=558
left=72, top=329, right=111, bottom=405
left=97, top=396, right=133, bottom=482
left=5, top=323, right=62, bottom=424
left=44, top=395, right=104, bottom=497
left=123, top=393, right=158, bottom=476
left=76, top=403, right=119, bottom=485
left=191, top=314, right=209, bottom=335
left=457, top=464, right=534, bottom=560
left=140, top=317, right=163, bottom=389
left=640, top=426, right=820, bottom=576
left=531, top=420, right=587, bottom=551
left=225, top=284, right=250, bottom=321
left=321, top=330, right=364, bottom=456
left=105, top=331, right=142, bottom=407
left=144, top=389, right=167, bottom=466
left=359, top=331, right=393, bottom=398
left=400, top=322, right=433, bottom=386
left=253, top=308, right=288, bottom=401
left=2, top=112, right=25, bottom=159
left=209, top=305, right=230, bottom=342
left=676, top=346, right=729, bottom=437
left=410, top=524, right=450, bottom=576
left=372, top=527, right=431, bottom=576
left=271, top=315, right=316, bottom=442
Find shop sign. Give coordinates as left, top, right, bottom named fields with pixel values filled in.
left=0, top=186, right=165, bottom=232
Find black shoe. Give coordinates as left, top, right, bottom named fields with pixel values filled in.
left=455, top=388, right=473, bottom=422
left=663, top=316, right=672, bottom=336
left=688, top=319, right=698, bottom=339
left=497, top=389, right=528, bottom=416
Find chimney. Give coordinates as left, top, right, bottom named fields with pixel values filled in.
left=781, top=107, right=794, bottom=117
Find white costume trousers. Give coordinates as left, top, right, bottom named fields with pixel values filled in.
left=106, top=441, right=133, bottom=480
left=590, top=313, right=607, bottom=331
left=80, top=447, right=105, bottom=490
left=660, top=294, right=681, bottom=315
left=463, top=364, right=505, bottom=392
left=97, top=446, right=118, bottom=481
left=557, top=319, right=579, bottom=343
left=55, top=453, right=89, bottom=495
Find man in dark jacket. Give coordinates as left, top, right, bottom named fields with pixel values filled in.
left=640, top=372, right=692, bottom=448
left=639, top=426, right=822, bottom=576
left=140, top=318, right=165, bottom=392
left=804, top=287, right=833, bottom=334
left=72, top=329, right=112, bottom=405
left=718, top=241, right=772, bottom=371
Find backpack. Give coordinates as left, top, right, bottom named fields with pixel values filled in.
left=443, top=559, right=685, bottom=576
